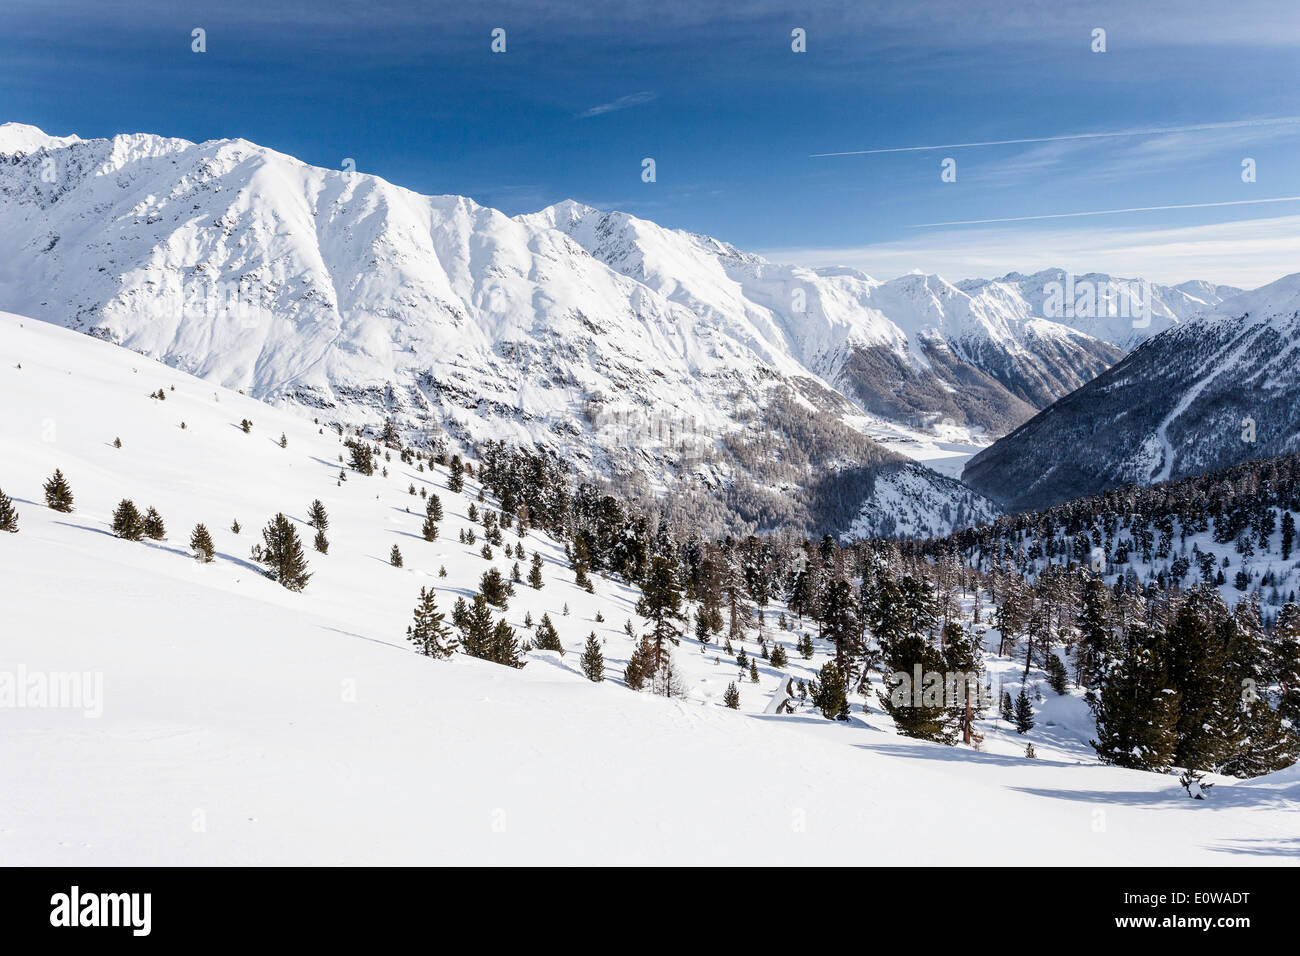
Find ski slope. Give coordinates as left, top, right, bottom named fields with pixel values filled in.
left=1, top=312, right=1294, bottom=864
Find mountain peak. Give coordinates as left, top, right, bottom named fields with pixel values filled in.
left=0, top=122, right=81, bottom=155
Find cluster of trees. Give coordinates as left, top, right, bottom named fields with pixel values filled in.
left=934, top=452, right=1300, bottom=608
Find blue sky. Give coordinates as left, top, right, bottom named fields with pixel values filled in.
left=3, top=0, right=1298, bottom=285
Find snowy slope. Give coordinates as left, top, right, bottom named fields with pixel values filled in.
left=965, top=274, right=1300, bottom=511
left=1, top=312, right=1293, bottom=864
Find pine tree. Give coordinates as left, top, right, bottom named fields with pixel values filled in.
left=407, top=587, right=457, bottom=659
left=313, top=529, right=329, bottom=554
left=260, top=513, right=311, bottom=591
left=749, top=658, right=760, bottom=683
left=489, top=619, right=526, bottom=669
left=43, top=469, right=73, bottom=512
left=306, top=499, right=328, bottom=531
left=1091, top=643, right=1181, bottom=771
left=1282, top=511, right=1296, bottom=561
left=723, top=682, right=740, bottom=709
left=812, top=661, right=848, bottom=721
left=231, top=519, right=241, bottom=534
left=571, top=535, right=595, bottom=592
left=0, top=487, right=18, bottom=532
left=770, top=644, right=788, bottom=668
left=390, top=544, right=403, bottom=567
left=636, top=553, right=686, bottom=673
left=1164, top=590, right=1238, bottom=770
left=190, top=523, right=214, bottom=562
left=1044, top=653, right=1069, bottom=695
left=821, top=578, right=860, bottom=670
left=533, top=613, right=564, bottom=654
left=1000, top=690, right=1014, bottom=723
left=111, top=499, right=145, bottom=540
left=426, top=494, right=444, bottom=522
left=529, top=552, right=545, bottom=589
left=624, top=636, right=655, bottom=690
left=279, top=432, right=287, bottom=448
left=479, top=567, right=513, bottom=608
left=580, top=632, right=604, bottom=682
left=1013, top=686, right=1035, bottom=734
left=142, top=506, right=166, bottom=540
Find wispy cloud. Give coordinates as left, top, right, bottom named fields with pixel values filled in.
left=811, top=116, right=1300, bottom=157
left=578, top=91, right=657, bottom=119
left=912, top=195, right=1300, bottom=227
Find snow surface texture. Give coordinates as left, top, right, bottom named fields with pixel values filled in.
left=1, top=313, right=1294, bottom=864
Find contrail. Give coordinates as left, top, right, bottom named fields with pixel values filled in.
left=810, top=117, right=1300, bottom=157
left=909, top=195, right=1300, bottom=227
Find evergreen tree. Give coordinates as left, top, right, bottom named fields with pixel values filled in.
left=812, top=661, right=849, bottom=721
left=260, top=513, right=311, bottom=591
left=1164, top=590, right=1239, bottom=770
left=1282, top=510, right=1296, bottom=561
left=1274, top=603, right=1300, bottom=727
left=1044, top=653, right=1069, bottom=695
left=43, top=469, right=73, bottom=512
left=406, top=587, right=457, bottom=659
left=580, top=632, right=604, bottom=682
left=488, top=619, right=526, bottom=669
left=111, top=499, right=145, bottom=540
left=528, top=551, right=545, bottom=589
left=478, top=567, right=513, bottom=608
left=142, top=506, right=166, bottom=540
left=636, top=553, right=686, bottom=672
left=390, top=544, right=403, bottom=567
left=723, top=681, right=740, bottom=709
left=313, top=529, right=329, bottom=554
left=533, top=613, right=564, bottom=654
left=624, top=636, right=655, bottom=690
left=749, top=658, right=760, bottom=683
left=1013, top=686, right=1035, bottom=734
left=770, top=644, right=788, bottom=668
left=1075, top=576, right=1112, bottom=687
left=821, top=578, right=860, bottom=671
left=231, top=519, right=241, bottom=534
left=571, top=535, right=595, bottom=592
left=345, top=439, right=375, bottom=475
left=306, top=499, right=329, bottom=531
left=426, top=494, right=444, bottom=522
left=190, top=523, right=214, bottom=562
left=0, top=487, right=18, bottom=532
left=1000, top=690, right=1014, bottom=723
left=1091, top=643, right=1181, bottom=771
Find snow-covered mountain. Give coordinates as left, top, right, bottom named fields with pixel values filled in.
left=957, top=269, right=1240, bottom=351
left=527, top=202, right=1127, bottom=437
left=964, top=274, right=1300, bottom=512
left=0, top=122, right=1000, bottom=536
left=0, top=122, right=1234, bottom=536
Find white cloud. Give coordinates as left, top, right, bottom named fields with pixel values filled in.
left=578, top=91, right=657, bottom=118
